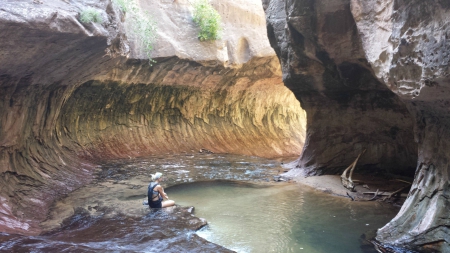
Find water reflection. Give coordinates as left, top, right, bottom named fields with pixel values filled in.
left=0, top=154, right=398, bottom=252
left=168, top=181, right=399, bottom=253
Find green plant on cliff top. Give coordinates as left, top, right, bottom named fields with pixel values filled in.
left=80, top=8, right=103, bottom=24
left=113, top=0, right=157, bottom=65
left=192, top=0, right=222, bottom=41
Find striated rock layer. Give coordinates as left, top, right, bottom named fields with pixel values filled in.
left=59, top=57, right=305, bottom=161
left=0, top=0, right=305, bottom=235
left=265, top=0, right=449, bottom=251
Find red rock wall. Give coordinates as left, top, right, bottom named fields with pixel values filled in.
left=0, top=0, right=305, bottom=235
left=57, top=57, right=305, bottom=160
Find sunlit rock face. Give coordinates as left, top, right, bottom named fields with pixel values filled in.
left=351, top=0, right=450, bottom=251
left=0, top=0, right=305, bottom=234
left=59, top=58, right=305, bottom=160
left=263, top=0, right=417, bottom=176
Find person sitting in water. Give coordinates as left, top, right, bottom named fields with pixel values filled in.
left=148, top=172, right=175, bottom=208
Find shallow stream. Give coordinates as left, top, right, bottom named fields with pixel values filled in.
left=168, top=181, right=399, bottom=253
left=0, top=154, right=399, bottom=252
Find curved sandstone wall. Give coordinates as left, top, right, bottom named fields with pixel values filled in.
left=0, top=0, right=305, bottom=234
left=58, top=58, right=305, bottom=160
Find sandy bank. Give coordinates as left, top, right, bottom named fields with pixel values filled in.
left=283, top=169, right=411, bottom=207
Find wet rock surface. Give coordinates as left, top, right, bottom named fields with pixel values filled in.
left=39, top=153, right=288, bottom=232
left=0, top=154, right=289, bottom=252
left=0, top=207, right=232, bottom=253
left=0, top=153, right=406, bottom=253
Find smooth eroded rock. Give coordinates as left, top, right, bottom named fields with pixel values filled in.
left=351, top=0, right=450, bottom=251
left=0, top=0, right=306, bottom=236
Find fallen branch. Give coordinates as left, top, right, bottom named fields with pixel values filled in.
left=392, top=179, right=412, bottom=185
left=363, top=191, right=387, bottom=196
left=368, top=189, right=379, bottom=201
left=384, top=186, right=409, bottom=201
left=341, top=149, right=366, bottom=191
left=363, top=191, right=408, bottom=198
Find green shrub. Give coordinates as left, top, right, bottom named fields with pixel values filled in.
left=192, top=0, right=222, bottom=41
left=113, top=0, right=128, bottom=12
left=80, top=8, right=103, bottom=24
left=113, top=0, right=157, bottom=64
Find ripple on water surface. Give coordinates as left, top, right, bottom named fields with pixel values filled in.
left=0, top=154, right=399, bottom=253
left=167, top=181, right=399, bottom=253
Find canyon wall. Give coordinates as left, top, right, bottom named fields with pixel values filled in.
left=263, top=0, right=417, bottom=176
left=0, top=0, right=305, bottom=234
left=264, top=0, right=448, bottom=251
left=351, top=0, right=450, bottom=251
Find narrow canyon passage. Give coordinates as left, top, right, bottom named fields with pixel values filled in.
left=1, top=0, right=449, bottom=252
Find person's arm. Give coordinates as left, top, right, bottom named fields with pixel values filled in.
left=156, top=185, right=169, bottom=200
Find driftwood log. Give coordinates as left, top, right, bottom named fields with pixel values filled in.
left=363, top=191, right=408, bottom=198
left=341, top=149, right=366, bottom=191
left=363, top=178, right=411, bottom=201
